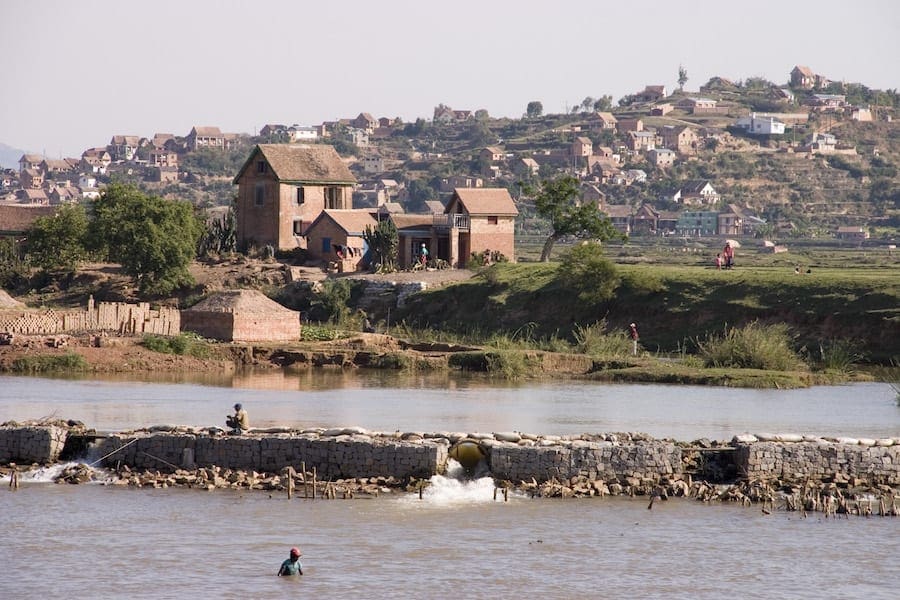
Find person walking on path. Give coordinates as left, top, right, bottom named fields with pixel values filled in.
left=629, top=323, right=639, bottom=356
left=277, top=547, right=303, bottom=576
left=225, top=403, right=249, bottom=435
left=722, top=242, right=735, bottom=269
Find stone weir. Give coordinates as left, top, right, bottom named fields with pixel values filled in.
left=1, top=424, right=898, bottom=488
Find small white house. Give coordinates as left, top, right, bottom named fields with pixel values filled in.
left=735, top=113, right=785, bottom=135
left=289, top=125, right=318, bottom=142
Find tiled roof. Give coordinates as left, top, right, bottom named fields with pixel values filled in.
left=186, top=289, right=298, bottom=315
left=0, top=203, right=57, bottom=233
left=450, top=188, right=518, bottom=216
left=318, top=209, right=378, bottom=234
left=235, top=144, right=356, bottom=184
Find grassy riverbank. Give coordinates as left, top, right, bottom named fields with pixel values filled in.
left=395, top=261, right=900, bottom=364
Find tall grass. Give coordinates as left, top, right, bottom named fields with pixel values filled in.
left=573, top=320, right=633, bottom=357
left=813, top=339, right=864, bottom=373
left=697, top=322, right=803, bottom=371
left=12, top=352, right=87, bottom=373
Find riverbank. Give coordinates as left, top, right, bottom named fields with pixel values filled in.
left=0, top=331, right=878, bottom=389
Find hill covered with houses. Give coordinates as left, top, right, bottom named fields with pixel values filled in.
left=1, top=65, right=898, bottom=247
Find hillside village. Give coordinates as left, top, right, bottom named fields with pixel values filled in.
left=2, top=65, right=898, bottom=268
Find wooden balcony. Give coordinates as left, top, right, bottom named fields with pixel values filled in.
left=433, top=214, right=469, bottom=231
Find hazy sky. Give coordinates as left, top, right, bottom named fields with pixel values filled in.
left=3, top=0, right=898, bottom=157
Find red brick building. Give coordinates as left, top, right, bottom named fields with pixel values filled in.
left=233, top=144, right=357, bottom=251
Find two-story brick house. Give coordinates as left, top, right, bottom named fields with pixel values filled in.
left=439, top=188, right=518, bottom=267
left=233, top=144, right=357, bottom=251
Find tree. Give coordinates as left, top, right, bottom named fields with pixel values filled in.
left=363, top=219, right=399, bottom=273
left=678, top=65, right=688, bottom=91
left=88, top=183, right=203, bottom=295
left=593, top=95, right=613, bottom=111
left=25, top=204, right=89, bottom=273
left=526, top=101, right=543, bottom=118
left=580, top=97, right=595, bottom=112
left=531, top=176, right=624, bottom=261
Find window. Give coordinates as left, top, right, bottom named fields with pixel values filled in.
left=296, top=187, right=305, bottom=205
left=256, top=160, right=267, bottom=173
left=254, top=183, right=265, bottom=206
left=293, top=220, right=303, bottom=235
left=325, top=186, right=340, bottom=209
left=487, top=216, right=498, bottom=225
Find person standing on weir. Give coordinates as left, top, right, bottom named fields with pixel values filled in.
left=629, top=323, right=639, bottom=356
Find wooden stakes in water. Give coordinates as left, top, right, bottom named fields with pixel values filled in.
left=8, top=464, right=18, bottom=490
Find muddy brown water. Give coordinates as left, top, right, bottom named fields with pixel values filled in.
left=1, top=373, right=898, bottom=598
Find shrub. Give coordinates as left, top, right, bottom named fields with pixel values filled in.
left=310, top=279, right=352, bottom=324
left=573, top=320, right=633, bottom=357
left=141, top=333, right=210, bottom=358
left=697, top=322, right=802, bottom=371
left=556, top=243, right=621, bottom=304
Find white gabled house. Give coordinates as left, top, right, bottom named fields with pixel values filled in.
left=735, top=113, right=786, bottom=135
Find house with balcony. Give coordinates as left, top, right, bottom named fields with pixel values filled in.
left=601, top=204, right=632, bottom=234
left=108, top=135, right=141, bottom=161
left=233, top=144, right=356, bottom=251
left=435, top=188, right=518, bottom=267
left=81, top=148, right=111, bottom=173
left=186, top=126, right=225, bottom=151
left=18, top=154, right=44, bottom=173
left=678, top=180, right=720, bottom=206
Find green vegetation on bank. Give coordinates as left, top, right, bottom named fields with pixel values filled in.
left=12, top=352, right=87, bottom=373
left=395, top=260, right=900, bottom=365
left=140, top=333, right=210, bottom=358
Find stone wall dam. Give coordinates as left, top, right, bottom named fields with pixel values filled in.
left=2, top=424, right=898, bottom=490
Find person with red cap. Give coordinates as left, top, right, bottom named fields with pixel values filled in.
left=277, top=547, right=303, bottom=576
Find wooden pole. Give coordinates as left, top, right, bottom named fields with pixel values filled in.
left=301, top=462, right=307, bottom=499
left=312, top=468, right=317, bottom=500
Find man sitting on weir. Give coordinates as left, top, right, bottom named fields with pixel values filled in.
left=226, top=403, right=249, bottom=435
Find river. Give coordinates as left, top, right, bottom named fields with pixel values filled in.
left=1, top=373, right=898, bottom=598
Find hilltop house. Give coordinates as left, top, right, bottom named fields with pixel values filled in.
left=659, top=126, right=699, bottom=154
left=590, top=112, right=618, bottom=131
left=735, top=114, right=786, bottom=135
left=233, top=144, right=357, bottom=251
left=108, top=135, right=141, bottom=162
left=186, top=126, right=226, bottom=151
left=791, top=65, right=816, bottom=89
left=677, top=180, right=720, bottom=206
left=647, top=148, right=676, bottom=167
left=571, top=137, right=593, bottom=157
